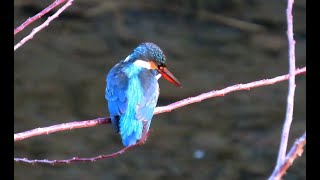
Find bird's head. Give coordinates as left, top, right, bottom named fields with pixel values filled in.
left=126, top=42, right=182, bottom=87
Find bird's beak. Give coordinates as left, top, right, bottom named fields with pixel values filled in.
left=158, top=67, right=182, bottom=87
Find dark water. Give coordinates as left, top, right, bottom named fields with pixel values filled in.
left=14, top=0, right=306, bottom=179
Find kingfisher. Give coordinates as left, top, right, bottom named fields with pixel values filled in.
left=105, top=42, right=181, bottom=147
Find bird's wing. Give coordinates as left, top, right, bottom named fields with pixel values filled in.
left=106, top=67, right=159, bottom=134
left=106, top=66, right=128, bottom=121
left=135, top=70, right=160, bottom=131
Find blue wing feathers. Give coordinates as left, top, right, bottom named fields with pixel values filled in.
left=106, top=64, right=159, bottom=146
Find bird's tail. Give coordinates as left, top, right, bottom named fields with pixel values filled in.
left=122, top=133, right=140, bottom=147
left=120, top=117, right=143, bottom=147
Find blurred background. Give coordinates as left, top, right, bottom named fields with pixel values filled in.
left=14, top=0, right=306, bottom=179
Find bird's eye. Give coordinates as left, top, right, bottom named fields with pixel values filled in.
left=158, top=65, right=165, bottom=70
left=158, top=63, right=166, bottom=69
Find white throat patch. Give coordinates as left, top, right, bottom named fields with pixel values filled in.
left=133, top=60, right=151, bottom=69
left=156, top=74, right=162, bottom=80
left=133, top=60, right=162, bottom=80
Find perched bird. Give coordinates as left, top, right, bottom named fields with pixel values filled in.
left=106, top=42, right=181, bottom=147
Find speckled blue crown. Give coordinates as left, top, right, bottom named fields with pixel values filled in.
left=131, top=42, right=166, bottom=65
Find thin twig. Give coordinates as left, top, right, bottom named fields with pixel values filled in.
left=275, top=0, right=296, bottom=169
left=15, top=136, right=140, bottom=164
left=14, top=118, right=110, bottom=141
left=14, top=0, right=74, bottom=51
left=14, top=131, right=151, bottom=164
left=269, top=132, right=306, bottom=180
left=14, top=67, right=306, bottom=142
left=154, top=67, right=304, bottom=114
left=14, top=0, right=67, bottom=35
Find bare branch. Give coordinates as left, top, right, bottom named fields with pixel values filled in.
left=14, top=118, right=110, bottom=141
left=274, top=0, right=297, bottom=169
left=14, top=131, right=151, bottom=164
left=14, top=67, right=306, bottom=142
left=14, top=0, right=67, bottom=35
left=14, top=0, right=74, bottom=51
left=154, top=68, right=305, bottom=115
left=269, top=133, right=306, bottom=180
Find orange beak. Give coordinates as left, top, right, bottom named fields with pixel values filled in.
left=158, top=67, right=182, bottom=87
